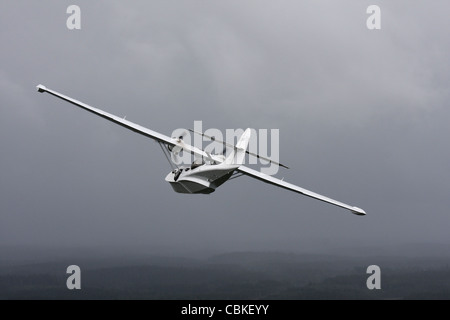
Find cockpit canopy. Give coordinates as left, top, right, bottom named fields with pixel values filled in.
left=191, top=158, right=205, bottom=170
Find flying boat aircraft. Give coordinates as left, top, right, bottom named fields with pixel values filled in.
left=36, top=84, right=366, bottom=216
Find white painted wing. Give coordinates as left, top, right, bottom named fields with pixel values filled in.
left=237, top=165, right=366, bottom=216
left=36, top=84, right=221, bottom=162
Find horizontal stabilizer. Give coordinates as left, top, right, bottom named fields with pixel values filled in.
left=189, top=129, right=289, bottom=169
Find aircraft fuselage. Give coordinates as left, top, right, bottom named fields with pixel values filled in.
left=165, top=163, right=239, bottom=194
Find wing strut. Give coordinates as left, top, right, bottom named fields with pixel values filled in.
left=158, top=141, right=177, bottom=171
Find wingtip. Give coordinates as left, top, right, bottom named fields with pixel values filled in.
left=352, top=207, right=366, bottom=216
left=36, top=84, right=46, bottom=93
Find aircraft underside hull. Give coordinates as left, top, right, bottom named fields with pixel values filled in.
left=165, top=164, right=238, bottom=194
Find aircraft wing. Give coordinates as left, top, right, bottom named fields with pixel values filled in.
left=36, top=84, right=220, bottom=162
left=236, top=165, right=366, bottom=216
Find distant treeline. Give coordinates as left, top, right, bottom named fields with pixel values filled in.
left=1, top=252, right=450, bottom=299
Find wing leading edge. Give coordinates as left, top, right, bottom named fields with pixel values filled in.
left=36, top=84, right=219, bottom=162
left=237, top=166, right=366, bottom=216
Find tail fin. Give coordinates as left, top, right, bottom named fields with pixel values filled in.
left=225, top=128, right=251, bottom=165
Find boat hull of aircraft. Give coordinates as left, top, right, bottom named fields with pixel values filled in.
left=165, top=163, right=239, bottom=194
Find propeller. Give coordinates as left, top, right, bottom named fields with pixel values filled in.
left=209, top=135, right=227, bottom=155
left=207, top=135, right=227, bottom=156
left=168, top=129, right=189, bottom=164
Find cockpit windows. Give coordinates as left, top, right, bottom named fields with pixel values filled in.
left=191, top=159, right=205, bottom=170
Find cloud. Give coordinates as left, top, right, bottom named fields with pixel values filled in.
left=1, top=0, right=449, bottom=251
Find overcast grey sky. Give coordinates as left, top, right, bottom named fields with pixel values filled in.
left=0, top=1, right=449, bottom=254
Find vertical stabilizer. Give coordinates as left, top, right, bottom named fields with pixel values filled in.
left=225, top=128, right=251, bottom=165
